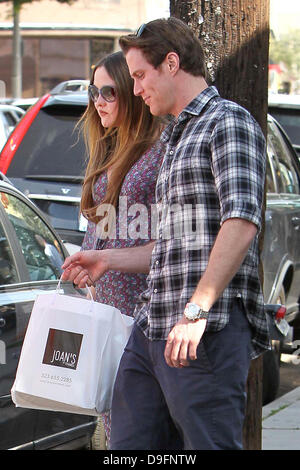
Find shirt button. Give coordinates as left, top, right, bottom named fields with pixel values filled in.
left=154, top=289, right=158, bottom=293
left=155, top=260, right=159, bottom=265
left=170, top=150, right=174, bottom=155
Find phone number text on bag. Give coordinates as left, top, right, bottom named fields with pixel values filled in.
left=40, top=372, right=72, bottom=386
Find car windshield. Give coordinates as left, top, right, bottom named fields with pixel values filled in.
left=269, top=107, right=300, bottom=147
left=6, top=105, right=86, bottom=179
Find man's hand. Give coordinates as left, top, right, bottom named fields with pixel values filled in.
left=164, top=317, right=207, bottom=368
left=61, top=250, right=109, bottom=288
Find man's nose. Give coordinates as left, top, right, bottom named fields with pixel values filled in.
left=134, top=80, right=143, bottom=96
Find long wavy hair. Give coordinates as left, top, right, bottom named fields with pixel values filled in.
left=79, top=51, right=162, bottom=223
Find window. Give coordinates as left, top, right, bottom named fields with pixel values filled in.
left=90, top=38, right=114, bottom=67
left=1, top=192, right=65, bottom=281
left=269, top=107, right=300, bottom=147
left=0, top=199, right=18, bottom=285
left=7, top=105, right=86, bottom=178
left=39, top=38, right=90, bottom=95
left=265, top=150, right=276, bottom=193
left=267, top=121, right=300, bottom=194
left=3, top=111, right=17, bottom=127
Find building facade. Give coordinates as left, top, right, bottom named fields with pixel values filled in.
left=0, top=0, right=169, bottom=98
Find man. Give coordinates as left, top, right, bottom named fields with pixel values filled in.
left=62, top=17, right=269, bottom=449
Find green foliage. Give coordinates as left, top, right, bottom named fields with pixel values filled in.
left=270, top=29, right=300, bottom=75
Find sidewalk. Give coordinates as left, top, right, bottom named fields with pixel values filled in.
left=262, top=386, right=300, bottom=450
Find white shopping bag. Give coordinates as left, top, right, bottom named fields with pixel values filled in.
left=11, top=284, right=134, bottom=415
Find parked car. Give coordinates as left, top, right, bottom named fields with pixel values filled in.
left=0, top=92, right=88, bottom=246
left=50, top=79, right=89, bottom=94
left=0, top=104, right=25, bottom=151
left=268, top=93, right=300, bottom=158
left=261, top=114, right=300, bottom=404
left=262, top=115, right=300, bottom=329
left=0, top=175, right=101, bottom=449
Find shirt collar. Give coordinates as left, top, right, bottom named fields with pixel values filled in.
left=161, top=86, right=219, bottom=143
left=183, top=85, right=219, bottom=117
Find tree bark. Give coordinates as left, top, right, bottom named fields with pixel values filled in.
left=169, top=0, right=270, bottom=450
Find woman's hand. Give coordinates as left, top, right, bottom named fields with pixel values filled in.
left=61, top=250, right=109, bottom=288
left=61, top=242, right=154, bottom=288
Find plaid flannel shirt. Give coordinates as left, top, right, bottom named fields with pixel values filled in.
left=134, top=86, right=270, bottom=358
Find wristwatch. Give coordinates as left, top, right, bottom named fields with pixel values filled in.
left=184, top=302, right=209, bottom=321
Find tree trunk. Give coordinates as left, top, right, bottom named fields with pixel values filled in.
left=12, top=4, right=22, bottom=98
left=169, top=0, right=270, bottom=450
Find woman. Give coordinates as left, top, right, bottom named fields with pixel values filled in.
left=78, top=51, right=164, bottom=445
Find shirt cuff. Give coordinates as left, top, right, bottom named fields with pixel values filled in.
left=220, top=200, right=262, bottom=231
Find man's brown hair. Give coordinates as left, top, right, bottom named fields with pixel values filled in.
left=119, top=17, right=207, bottom=79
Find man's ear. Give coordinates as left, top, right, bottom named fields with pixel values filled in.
left=165, top=52, right=180, bottom=75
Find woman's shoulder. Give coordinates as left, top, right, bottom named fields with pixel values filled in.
left=138, top=140, right=165, bottom=168
left=121, top=140, right=164, bottom=197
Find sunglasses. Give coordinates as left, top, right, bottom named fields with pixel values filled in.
left=88, top=84, right=117, bottom=103
left=136, top=23, right=146, bottom=37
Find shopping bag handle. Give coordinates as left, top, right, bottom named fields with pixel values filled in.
left=56, top=276, right=94, bottom=302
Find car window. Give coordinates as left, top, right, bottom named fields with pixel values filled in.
left=0, top=192, right=65, bottom=281
left=267, top=121, right=300, bottom=194
left=265, top=150, right=276, bottom=193
left=0, top=202, right=18, bottom=285
left=6, top=105, right=86, bottom=179
left=3, top=111, right=17, bottom=127
left=0, top=114, right=9, bottom=139
left=15, top=109, right=24, bottom=119
left=269, top=108, right=300, bottom=147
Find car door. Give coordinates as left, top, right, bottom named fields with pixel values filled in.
left=0, top=187, right=95, bottom=449
left=267, top=118, right=300, bottom=321
left=0, top=194, right=37, bottom=449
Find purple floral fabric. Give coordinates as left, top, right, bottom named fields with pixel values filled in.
left=81, top=141, right=164, bottom=317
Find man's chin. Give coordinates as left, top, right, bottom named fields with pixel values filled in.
left=149, top=104, right=161, bottom=117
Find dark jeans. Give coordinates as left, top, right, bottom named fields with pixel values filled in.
left=110, top=299, right=252, bottom=450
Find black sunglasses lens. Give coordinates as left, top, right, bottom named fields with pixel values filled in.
left=88, top=85, right=99, bottom=102
left=89, top=84, right=116, bottom=102
left=101, top=86, right=116, bottom=102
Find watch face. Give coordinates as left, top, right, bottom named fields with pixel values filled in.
left=185, top=303, right=209, bottom=321
left=185, top=303, right=200, bottom=320
left=189, top=304, right=199, bottom=315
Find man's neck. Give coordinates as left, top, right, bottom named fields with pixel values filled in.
left=172, top=72, right=208, bottom=118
